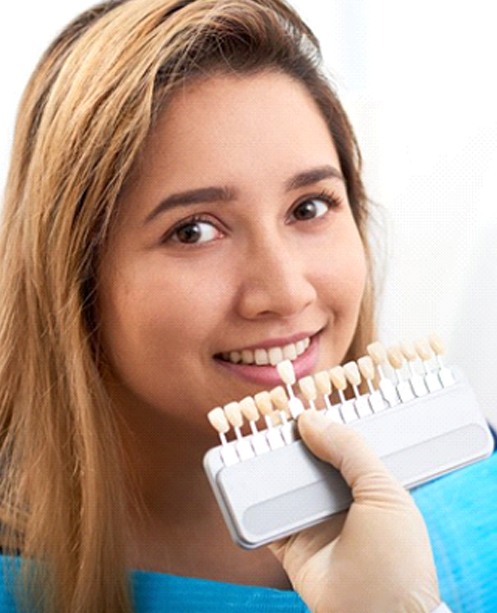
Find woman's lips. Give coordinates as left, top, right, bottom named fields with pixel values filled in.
left=215, top=334, right=320, bottom=386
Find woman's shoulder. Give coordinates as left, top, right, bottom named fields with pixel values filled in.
left=130, top=568, right=310, bottom=613
left=0, top=552, right=309, bottom=613
left=0, top=555, right=21, bottom=612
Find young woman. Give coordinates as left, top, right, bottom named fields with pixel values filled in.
left=0, top=0, right=449, bottom=611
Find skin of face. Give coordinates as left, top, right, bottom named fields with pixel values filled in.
left=97, top=71, right=367, bottom=438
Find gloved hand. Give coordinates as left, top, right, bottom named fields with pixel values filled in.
left=269, top=409, right=441, bottom=613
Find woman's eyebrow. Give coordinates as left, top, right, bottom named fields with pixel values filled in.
left=144, top=165, right=344, bottom=224
left=144, top=186, right=236, bottom=224
left=285, top=165, right=344, bottom=191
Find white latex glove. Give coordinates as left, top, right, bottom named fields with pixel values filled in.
left=269, top=409, right=441, bottom=613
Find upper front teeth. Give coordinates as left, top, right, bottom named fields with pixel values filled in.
left=222, top=338, right=311, bottom=366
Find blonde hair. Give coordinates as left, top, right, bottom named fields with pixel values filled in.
left=0, top=0, right=375, bottom=610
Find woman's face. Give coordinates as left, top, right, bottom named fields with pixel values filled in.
left=98, top=71, right=367, bottom=431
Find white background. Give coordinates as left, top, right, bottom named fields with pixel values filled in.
left=1, top=1, right=496, bottom=424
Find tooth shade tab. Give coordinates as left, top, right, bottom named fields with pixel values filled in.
left=343, top=361, right=361, bottom=387
left=239, top=396, right=259, bottom=422
left=357, top=356, right=375, bottom=380
left=314, top=370, right=332, bottom=395
left=299, top=376, right=317, bottom=401
left=387, top=346, right=404, bottom=370
left=270, top=386, right=289, bottom=411
left=367, top=342, right=388, bottom=365
left=415, top=339, right=433, bottom=361
left=254, top=391, right=274, bottom=416
left=400, top=340, right=418, bottom=361
left=277, top=359, right=296, bottom=385
left=429, top=333, right=445, bottom=355
left=329, top=366, right=347, bottom=390
left=269, top=387, right=292, bottom=430
left=224, top=402, right=243, bottom=429
left=207, top=407, right=230, bottom=434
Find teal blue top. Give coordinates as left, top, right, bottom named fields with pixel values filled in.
left=1, top=452, right=497, bottom=612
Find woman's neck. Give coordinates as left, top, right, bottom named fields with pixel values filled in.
left=119, top=408, right=291, bottom=589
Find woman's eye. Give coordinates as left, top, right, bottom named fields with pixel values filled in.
left=291, top=197, right=331, bottom=222
left=170, top=219, right=221, bottom=244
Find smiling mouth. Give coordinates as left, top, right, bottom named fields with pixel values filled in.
left=216, top=336, right=312, bottom=367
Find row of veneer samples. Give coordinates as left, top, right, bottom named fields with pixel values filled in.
left=207, top=334, right=454, bottom=465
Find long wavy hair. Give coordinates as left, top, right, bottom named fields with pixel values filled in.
left=0, top=0, right=375, bottom=610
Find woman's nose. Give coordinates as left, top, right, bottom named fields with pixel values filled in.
left=235, top=237, right=317, bottom=320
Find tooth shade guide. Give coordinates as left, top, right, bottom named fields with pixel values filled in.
left=396, top=378, right=416, bottom=403
left=205, top=346, right=493, bottom=550
left=367, top=341, right=389, bottom=377
left=319, top=383, right=344, bottom=422
left=275, top=358, right=304, bottom=418
left=342, top=361, right=372, bottom=418
left=339, top=400, right=358, bottom=423
left=428, top=333, right=445, bottom=356
left=224, top=401, right=243, bottom=430
left=399, top=341, right=428, bottom=397
left=235, top=434, right=256, bottom=461
left=385, top=346, right=416, bottom=403
left=343, top=361, right=361, bottom=394
left=220, top=401, right=255, bottom=460
left=422, top=365, right=443, bottom=392
left=437, top=364, right=455, bottom=388
left=314, top=370, right=331, bottom=395
left=268, top=386, right=297, bottom=444
left=276, top=359, right=296, bottom=385
left=239, top=396, right=261, bottom=436
left=367, top=342, right=396, bottom=404
left=366, top=342, right=401, bottom=406
left=251, top=391, right=285, bottom=449
left=386, top=346, right=406, bottom=384
left=414, top=338, right=443, bottom=392
left=239, top=397, right=270, bottom=454
left=397, top=341, right=429, bottom=397
left=314, top=370, right=333, bottom=411
left=269, top=386, right=290, bottom=419
left=356, top=356, right=384, bottom=412
left=206, top=407, right=240, bottom=466
left=428, top=333, right=455, bottom=387
left=264, top=425, right=286, bottom=450
left=327, top=366, right=354, bottom=422
left=253, top=391, right=272, bottom=416
left=400, top=340, right=418, bottom=362
left=415, top=338, right=434, bottom=363
left=328, top=365, right=348, bottom=405
left=327, top=404, right=345, bottom=423
left=366, top=389, right=387, bottom=413
left=299, top=375, right=317, bottom=410
left=207, top=407, right=230, bottom=442
left=208, top=334, right=457, bottom=462
left=357, top=355, right=375, bottom=385
left=275, top=359, right=306, bottom=418
left=329, top=365, right=347, bottom=390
